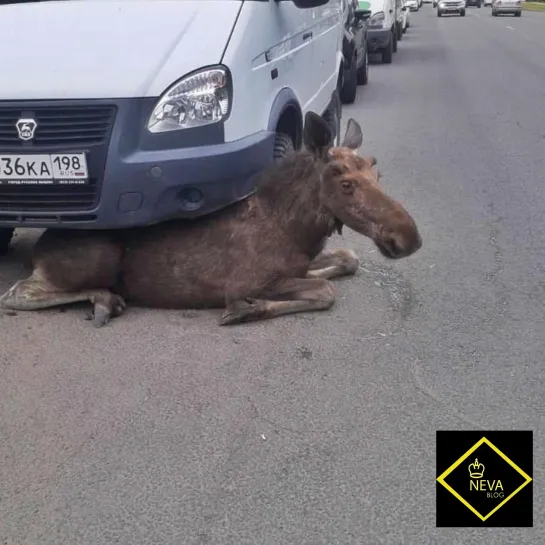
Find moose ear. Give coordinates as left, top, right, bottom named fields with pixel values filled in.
left=303, top=111, right=334, bottom=156
left=341, top=118, right=363, bottom=150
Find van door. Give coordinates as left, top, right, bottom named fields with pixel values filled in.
left=312, top=0, right=344, bottom=117
left=220, top=0, right=321, bottom=141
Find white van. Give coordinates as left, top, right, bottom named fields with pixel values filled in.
left=0, top=0, right=344, bottom=254
left=365, top=0, right=398, bottom=64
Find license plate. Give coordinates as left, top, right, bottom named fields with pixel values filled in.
left=0, top=153, right=89, bottom=185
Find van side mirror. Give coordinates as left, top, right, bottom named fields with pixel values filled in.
left=292, top=0, right=329, bottom=7
left=355, top=9, right=372, bottom=21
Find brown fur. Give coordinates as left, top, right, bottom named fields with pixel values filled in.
left=0, top=113, right=422, bottom=326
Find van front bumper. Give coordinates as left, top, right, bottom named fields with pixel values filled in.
left=0, top=98, right=275, bottom=229
left=367, top=29, right=392, bottom=53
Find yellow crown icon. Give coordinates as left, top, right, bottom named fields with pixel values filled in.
left=468, top=457, right=485, bottom=478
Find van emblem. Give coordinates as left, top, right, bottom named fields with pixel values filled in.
left=15, top=118, right=38, bottom=141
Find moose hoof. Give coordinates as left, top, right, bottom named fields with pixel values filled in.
left=220, top=298, right=266, bottom=326
left=86, top=294, right=127, bottom=327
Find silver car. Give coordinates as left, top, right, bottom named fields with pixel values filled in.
left=437, top=0, right=467, bottom=16
left=491, top=0, right=522, bottom=15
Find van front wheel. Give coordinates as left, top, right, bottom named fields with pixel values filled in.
left=0, top=228, right=14, bottom=256
left=322, top=90, right=342, bottom=147
left=273, top=132, right=295, bottom=162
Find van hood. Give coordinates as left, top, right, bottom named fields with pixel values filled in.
left=0, top=0, right=242, bottom=100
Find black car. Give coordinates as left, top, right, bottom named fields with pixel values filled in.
left=340, top=0, right=372, bottom=105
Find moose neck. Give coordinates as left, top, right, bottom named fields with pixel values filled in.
left=255, top=152, right=339, bottom=258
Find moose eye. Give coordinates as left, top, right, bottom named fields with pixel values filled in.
left=340, top=179, right=354, bottom=193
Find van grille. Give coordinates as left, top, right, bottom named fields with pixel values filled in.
left=0, top=102, right=116, bottom=212
left=0, top=105, right=116, bottom=148
left=0, top=180, right=99, bottom=211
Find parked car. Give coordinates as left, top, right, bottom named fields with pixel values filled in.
left=466, top=0, right=483, bottom=7
left=491, top=0, right=522, bottom=15
left=0, top=0, right=345, bottom=255
left=437, top=0, right=467, bottom=15
left=395, top=0, right=406, bottom=41
left=484, top=0, right=492, bottom=5
left=401, top=0, right=411, bottom=31
left=367, top=0, right=398, bottom=64
left=405, top=0, right=420, bottom=11
left=340, top=0, right=372, bottom=104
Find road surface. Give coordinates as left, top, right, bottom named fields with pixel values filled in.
left=1, top=7, right=544, bottom=544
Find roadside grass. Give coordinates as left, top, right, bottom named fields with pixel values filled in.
left=522, top=1, right=545, bottom=10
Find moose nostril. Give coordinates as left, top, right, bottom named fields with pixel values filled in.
left=392, top=240, right=403, bottom=256
left=382, top=236, right=401, bottom=257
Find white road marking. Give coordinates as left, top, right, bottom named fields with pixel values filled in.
left=506, top=25, right=514, bottom=30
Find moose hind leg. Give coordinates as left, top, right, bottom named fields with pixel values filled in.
left=0, top=272, right=126, bottom=327
left=307, top=248, right=359, bottom=280
left=219, top=278, right=335, bottom=325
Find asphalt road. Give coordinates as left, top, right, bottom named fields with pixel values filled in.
left=1, top=6, right=545, bottom=545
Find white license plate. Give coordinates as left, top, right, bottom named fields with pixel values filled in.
left=0, top=153, right=89, bottom=185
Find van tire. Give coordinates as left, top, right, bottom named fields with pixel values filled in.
left=340, top=52, right=358, bottom=104
left=273, top=133, right=295, bottom=162
left=0, top=228, right=14, bottom=256
left=382, top=36, right=393, bottom=64
left=392, top=29, right=398, bottom=53
left=322, top=90, right=342, bottom=147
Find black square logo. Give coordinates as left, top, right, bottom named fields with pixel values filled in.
left=436, top=431, right=533, bottom=527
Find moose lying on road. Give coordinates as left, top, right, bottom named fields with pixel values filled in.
left=0, top=112, right=422, bottom=327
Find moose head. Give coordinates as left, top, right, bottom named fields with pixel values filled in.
left=303, top=111, right=422, bottom=259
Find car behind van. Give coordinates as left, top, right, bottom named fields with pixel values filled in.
left=0, top=0, right=344, bottom=254
left=364, top=0, right=398, bottom=64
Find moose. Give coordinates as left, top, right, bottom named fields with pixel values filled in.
left=0, top=112, right=422, bottom=327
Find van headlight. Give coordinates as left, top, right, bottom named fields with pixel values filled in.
left=147, top=66, right=231, bottom=133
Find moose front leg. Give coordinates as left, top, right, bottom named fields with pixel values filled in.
left=0, top=274, right=126, bottom=327
left=219, top=278, right=335, bottom=326
left=306, top=248, right=359, bottom=280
